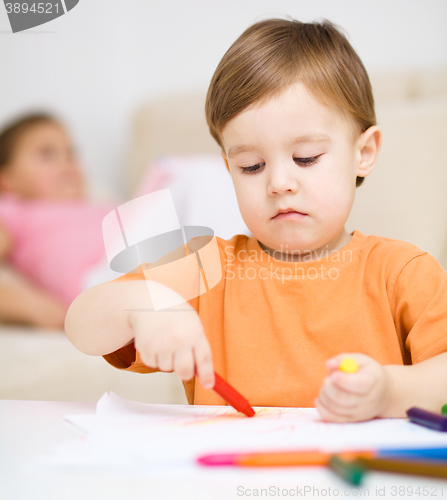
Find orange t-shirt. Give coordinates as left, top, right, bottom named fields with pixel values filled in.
left=103, top=230, right=447, bottom=407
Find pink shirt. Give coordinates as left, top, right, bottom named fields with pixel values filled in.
left=0, top=193, right=115, bottom=306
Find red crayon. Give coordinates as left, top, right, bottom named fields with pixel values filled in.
left=212, top=371, right=255, bottom=417
left=196, top=368, right=255, bottom=417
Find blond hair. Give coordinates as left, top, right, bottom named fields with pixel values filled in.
left=205, top=18, right=376, bottom=187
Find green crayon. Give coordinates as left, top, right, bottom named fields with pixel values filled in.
left=329, top=455, right=365, bottom=486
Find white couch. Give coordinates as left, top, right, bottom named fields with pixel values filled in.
left=0, top=325, right=188, bottom=403
left=1, top=69, right=446, bottom=403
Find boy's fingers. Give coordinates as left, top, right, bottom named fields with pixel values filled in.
left=325, top=356, right=343, bottom=371
left=139, top=349, right=157, bottom=369
left=194, top=337, right=215, bottom=389
left=321, top=377, right=361, bottom=408
left=173, top=348, right=195, bottom=381
left=330, top=370, right=373, bottom=395
left=156, top=352, right=174, bottom=372
left=314, top=397, right=354, bottom=423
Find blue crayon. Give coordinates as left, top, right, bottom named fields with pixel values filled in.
left=380, top=446, right=447, bottom=460
left=407, top=407, right=447, bottom=432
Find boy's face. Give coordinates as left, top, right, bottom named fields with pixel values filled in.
left=220, top=82, right=379, bottom=260
left=0, top=122, right=85, bottom=200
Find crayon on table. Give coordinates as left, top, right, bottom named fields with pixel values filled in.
left=213, top=371, right=255, bottom=417
left=329, top=456, right=365, bottom=485
left=194, top=368, right=255, bottom=417
left=235, top=451, right=332, bottom=467
left=198, top=450, right=351, bottom=467
left=406, top=407, right=447, bottom=432
left=355, top=457, right=447, bottom=479
left=197, top=446, right=447, bottom=467
left=441, top=404, right=447, bottom=416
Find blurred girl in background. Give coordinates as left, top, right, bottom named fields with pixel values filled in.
left=0, top=113, right=118, bottom=328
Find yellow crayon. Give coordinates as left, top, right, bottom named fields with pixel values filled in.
left=340, top=357, right=358, bottom=374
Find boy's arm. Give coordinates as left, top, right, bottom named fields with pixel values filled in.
left=65, top=236, right=216, bottom=389
left=65, top=274, right=215, bottom=388
left=380, top=352, right=447, bottom=417
left=64, top=241, right=188, bottom=356
left=65, top=276, right=154, bottom=355
left=65, top=235, right=210, bottom=356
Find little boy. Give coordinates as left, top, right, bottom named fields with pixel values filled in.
left=65, top=18, right=447, bottom=422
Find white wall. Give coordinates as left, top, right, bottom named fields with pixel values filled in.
left=1, top=0, right=446, bottom=199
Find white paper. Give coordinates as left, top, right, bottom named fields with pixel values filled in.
left=33, top=392, right=447, bottom=473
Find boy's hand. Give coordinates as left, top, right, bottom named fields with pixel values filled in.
left=314, top=353, right=391, bottom=422
left=129, top=304, right=215, bottom=390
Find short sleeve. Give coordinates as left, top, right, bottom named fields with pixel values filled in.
left=103, top=340, right=160, bottom=373
left=391, top=253, right=447, bottom=364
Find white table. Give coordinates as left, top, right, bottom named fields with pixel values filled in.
left=1, top=400, right=447, bottom=500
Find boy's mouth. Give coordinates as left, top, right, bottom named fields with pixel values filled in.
left=272, top=208, right=307, bottom=219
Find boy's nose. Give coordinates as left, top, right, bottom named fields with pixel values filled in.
left=267, top=163, right=300, bottom=196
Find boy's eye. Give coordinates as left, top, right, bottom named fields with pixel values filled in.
left=293, top=156, right=320, bottom=166
left=239, top=163, right=264, bottom=175
left=239, top=156, right=320, bottom=174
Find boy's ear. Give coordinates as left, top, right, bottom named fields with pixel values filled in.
left=356, top=125, right=382, bottom=179
left=220, top=151, right=230, bottom=173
